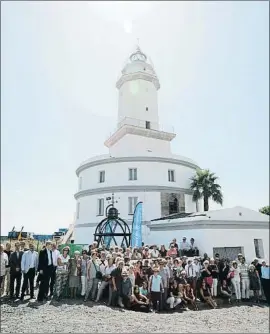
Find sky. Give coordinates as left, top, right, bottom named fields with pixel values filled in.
left=1, top=1, right=269, bottom=235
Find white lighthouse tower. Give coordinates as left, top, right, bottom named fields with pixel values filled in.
left=73, top=46, right=200, bottom=245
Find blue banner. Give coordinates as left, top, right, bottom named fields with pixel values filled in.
left=131, top=202, right=143, bottom=247
left=104, top=220, right=112, bottom=248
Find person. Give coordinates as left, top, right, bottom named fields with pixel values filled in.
left=80, top=250, right=89, bottom=298
left=220, top=280, right=232, bottom=304
left=184, top=283, right=198, bottom=310
left=261, top=261, right=270, bottom=305
left=180, top=237, right=190, bottom=256
left=142, top=247, right=151, bottom=259
left=69, top=250, right=82, bottom=299
left=118, top=269, right=132, bottom=308
left=4, top=243, right=12, bottom=297
left=139, top=281, right=149, bottom=297
left=230, top=261, right=241, bottom=303
left=189, top=238, right=199, bottom=256
left=200, top=280, right=217, bottom=309
left=134, top=261, right=144, bottom=286
left=169, top=239, right=179, bottom=251
left=128, top=265, right=136, bottom=287
left=185, top=259, right=197, bottom=294
left=148, top=267, right=164, bottom=312
left=9, top=242, right=23, bottom=299
left=150, top=245, right=159, bottom=259
left=209, top=258, right=219, bottom=297
left=131, top=248, right=142, bottom=260
left=0, top=244, right=9, bottom=297
left=53, top=247, right=70, bottom=301
left=248, top=264, right=260, bottom=303
left=37, top=240, right=54, bottom=302
left=159, top=260, right=170, bottom=310
left=166, top=280, right=182, bottom=310
left=130, top=285, right=150, bottom=312
left=50, top=243, right=60, bottom=297
left=159, top=245, right=167, bottom=258
left=111, top=260, right=124, bottom=307
left=95, top=257, right=115, bottom=304
left=167, top=245, right=178, bottom=259
left=20, top=243, right=39, bottom=300
left=239, top=257, right=250, bottom=301
left=201, top=260, right=213, bottom=289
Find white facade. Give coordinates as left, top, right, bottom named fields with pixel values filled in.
left=146, top=207, right=270, bottom=263
left=74, top=46, right=201, bottom=244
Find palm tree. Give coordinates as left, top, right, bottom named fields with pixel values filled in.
left=190, top=169, right=223, bottom=211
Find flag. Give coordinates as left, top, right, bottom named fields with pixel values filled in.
left=104, top=220, right=112, bottom=248
left=131, top=202, right=143, bottom=248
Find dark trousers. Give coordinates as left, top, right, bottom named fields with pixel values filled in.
left=151, top=291, right=161, bottom=311
left=111, top=289, right=120, bottom=306
left=21, top=268, right=35, bottom=298
left=261, top=278, right=270, bottom=305
left=38, top=265, right=53, bottom=301
left=10, top=272, right=22, bottom=298
left=49, top=266, right=57, bottom=295
left=161, top=288, right=168, bottom=310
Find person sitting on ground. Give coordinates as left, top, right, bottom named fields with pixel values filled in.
left=166, top=280, right=182, bottom=310
left=184, top=283, right=198, bottom=310
left=130, top=285, right=150, bottom=312
left=139, top=281, right=149, bottom=297
left=220, top=279, right=232, bottom=304
left=200, top=280, right=217, bottom=309
left=178, top=283, right=189, bottom=310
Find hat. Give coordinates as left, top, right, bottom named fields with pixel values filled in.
left=74, top=250, right=80, bottom=255
left=238, top=253, right=243, bottom=256
left=153, top=267, right=160, bottom=272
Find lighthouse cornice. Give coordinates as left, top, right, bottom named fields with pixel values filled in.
left=116, top=71, right=160, bottom=90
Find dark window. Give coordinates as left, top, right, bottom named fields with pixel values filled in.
left=169, top=198, right=179, bottom=214
left=146, top=121, right=151, bottom=129
left=146, top=107, right=148, bottom=111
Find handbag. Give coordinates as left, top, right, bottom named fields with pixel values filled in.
left=228, top=271, right=234, bottom=279
left=92, top=260, right=103, bottom=280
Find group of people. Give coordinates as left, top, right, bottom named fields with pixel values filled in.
left=0, top=238, right=269, bottom=313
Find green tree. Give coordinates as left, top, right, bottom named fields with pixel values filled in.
left=190, top=169, right=223, bottom=211
left=259, top=206, right=270, bottom=216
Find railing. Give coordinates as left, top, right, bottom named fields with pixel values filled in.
left=106, top=116, right=175, bottom=138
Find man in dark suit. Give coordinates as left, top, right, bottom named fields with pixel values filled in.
left=37, top=240, right=53, bottom=302
left=9, top=242, right=23, bottom=299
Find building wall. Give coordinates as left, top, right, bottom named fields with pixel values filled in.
left=77, top=160, right=196, bottom=191
left=109, top=134, right=172, bottom=157
left=118, top=79, right=159, bottom=130
left=146, top=227, right=269, bottom=263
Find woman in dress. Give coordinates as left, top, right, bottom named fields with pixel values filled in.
left=230, top=261, right=241, bottom=303
left=68, top=250, right=81, bottom=299
left=249, top=264, right=260, bottom=303
left=54, top=247, right=70, bottom=301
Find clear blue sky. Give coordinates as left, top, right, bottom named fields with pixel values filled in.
left=1, top=1, right=269, bottom=235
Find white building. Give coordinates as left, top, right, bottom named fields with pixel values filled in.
left=147, top=206, right=269, bottom=263
left=74, top=46, right=201, bottom=244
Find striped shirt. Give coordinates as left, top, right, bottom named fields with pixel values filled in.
left=239, top=263, right=249, bottom=279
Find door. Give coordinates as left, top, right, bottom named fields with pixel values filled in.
left=213, top=247, right=243, bottom=261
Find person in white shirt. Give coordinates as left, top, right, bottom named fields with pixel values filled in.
left=180, top=237, right=190, bottom=256
left=20, top=243, right=38, bottom=300
left=185, top=259, right=197, bottom=294
left=49, top=243, right=60, bottom=297
left=0, top=244, right=8, bottom=296
left=54, top=247, right=70, bottom=301
left=95, top=257, right=115, bottom=304
left=150, top=245, right=160, bottom=259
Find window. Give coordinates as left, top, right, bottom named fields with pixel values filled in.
left=76, top=202, right=80, bottom=219
left=128, top=197, right=138, bottom=215
left=129, top=168, right=137, bottom=181
left=169, top=198, right=179, bottom=215
left=146, top=107, right=148, bottom=111
left=79, top=177, right=82, bottom=190
left=97, top=198, right=104, bottom=216
left=254, top=239, right=264, bottom=259
left=99, top=171, right=105, bottom=183
left=146, top=121, right=151, bottom=129
left=168, top=169, right=175, bottom=182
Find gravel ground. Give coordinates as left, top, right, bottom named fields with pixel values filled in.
left=1, top=300, right=269, bottom=333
